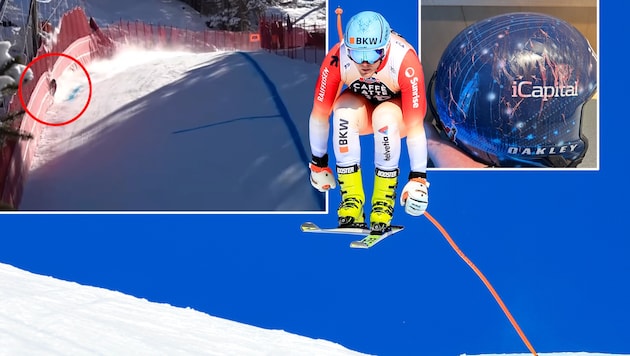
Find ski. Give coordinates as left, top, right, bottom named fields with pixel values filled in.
left=300, top=221, right=371, bottom=235
left=349, top=227, right=404, bottom=249
left=301, top=221, right=404, bottom=248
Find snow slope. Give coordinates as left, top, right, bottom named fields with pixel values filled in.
left=19, top=48, right=325, bottom=211
left=0, top=262, right=369, bottom=356
left=1, top=261, right=628, bottom=356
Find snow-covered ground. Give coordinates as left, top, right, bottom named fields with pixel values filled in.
left=0, top=261, right=370, bottom=356
left=19, top=47, right=325, bottom=211
left=266, top=0, right=326, bottom=27
left=84, top=0, right=214, bottom=31
left=1, top=261, right=627, bottom=356
left=0, top=263, right=628, bottom=356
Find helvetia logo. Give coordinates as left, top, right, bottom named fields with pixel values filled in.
left=379, top=126, right=391, bottom=161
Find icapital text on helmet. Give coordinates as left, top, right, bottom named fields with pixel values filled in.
left=511, top=81, right=579, bottom=102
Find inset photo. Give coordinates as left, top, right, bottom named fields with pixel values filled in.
left=0, top=0, right=328, bottom=212
left=421, top=1, right=598, bottom=169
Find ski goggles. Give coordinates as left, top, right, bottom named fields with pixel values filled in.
left=347, top=47, right=386, bottom=64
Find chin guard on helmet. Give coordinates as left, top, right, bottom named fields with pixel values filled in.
left=428, top=12, right=598, bottom=168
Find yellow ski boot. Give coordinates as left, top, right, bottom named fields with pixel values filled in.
left=336, top=164, right=366, bottom=228
left=370, top=168, right=399, bottom=233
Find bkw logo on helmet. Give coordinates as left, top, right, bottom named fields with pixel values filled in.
left=430, top=12, right=597, bottom=168
left=350, top=37, right=379, bottom=45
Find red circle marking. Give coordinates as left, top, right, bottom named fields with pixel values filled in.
left=18, top=52, right=93, bottom=127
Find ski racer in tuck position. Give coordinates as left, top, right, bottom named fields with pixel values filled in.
left=307, top=10, right=430, bottom=232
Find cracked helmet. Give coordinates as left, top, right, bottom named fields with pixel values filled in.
left=431, top=12, right=597, bottom=167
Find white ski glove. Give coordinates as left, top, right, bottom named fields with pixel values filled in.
left=400, top=176, right=429, bottom=216
left=309, top=154, right=336, bottom=192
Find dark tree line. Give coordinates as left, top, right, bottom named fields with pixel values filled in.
left=178, top=0, right=280, bottom=31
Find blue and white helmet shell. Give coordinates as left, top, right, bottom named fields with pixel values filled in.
left=344, top=11, right=391, bottom=50
left=433, top=12, right=598, bottom=167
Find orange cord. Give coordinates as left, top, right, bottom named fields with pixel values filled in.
left=335, top=7, right=344, bottom=42
left=424, top=211, right=538, bottom=356
left=333, top=7, right=345, bottom=100
left=329, top=10, right=535, bottom=351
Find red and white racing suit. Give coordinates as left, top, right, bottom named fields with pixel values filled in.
left=308, top=32, right=428, bottom=174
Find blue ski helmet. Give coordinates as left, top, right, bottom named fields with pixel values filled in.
left=344, top=11, right=391, bottom=63
left=431, top=12, right=597, bottom=167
